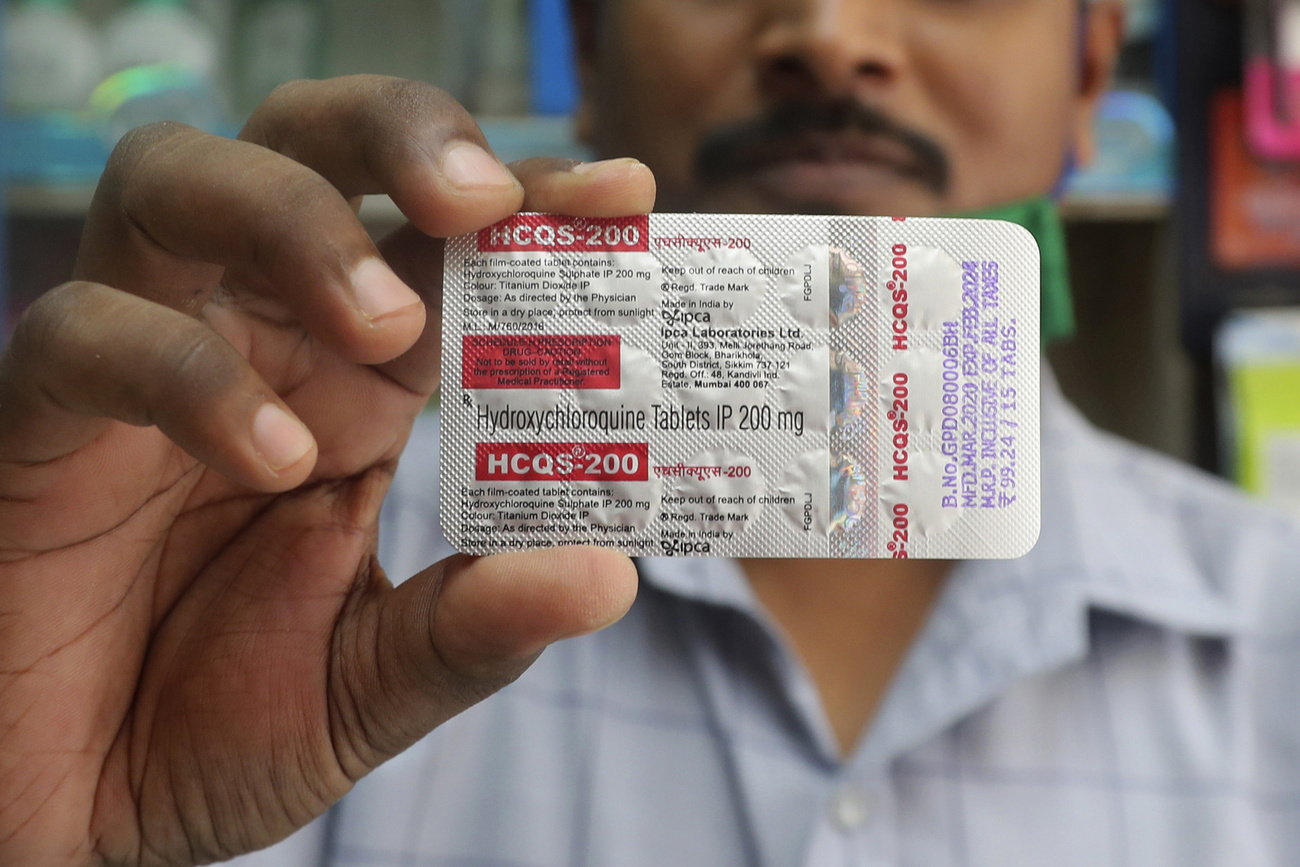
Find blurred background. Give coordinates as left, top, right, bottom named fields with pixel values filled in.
left=1, top=0, right=1299, bottom=511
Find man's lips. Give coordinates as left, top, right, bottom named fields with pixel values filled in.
left=722, top=132, right=936, bottom=200
left=751, top=158, right=920, bottom=204
left=695, top=100, right=952, bottom=199
left=745, top=131, right=923, bottom=170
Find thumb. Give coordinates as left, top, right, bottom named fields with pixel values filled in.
left=327, top=547, right=638, bottom=781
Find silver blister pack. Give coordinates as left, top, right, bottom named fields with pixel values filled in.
left=440, top=213, right=1040, bottom=559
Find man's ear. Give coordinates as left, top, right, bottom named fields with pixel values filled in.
left=570, top=0, right=600, bottom=148
left=1073, top=1, right=1126, bottom=166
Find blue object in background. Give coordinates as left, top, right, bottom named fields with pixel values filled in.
left=1, top=173, right=6, bottom=340
left=1, top=114, right=112, bottom=186
left=1064, top=89, right=1175, bottom=200
left=530, top=0, right=579, bottom=116
left=88, top=64, right=235, bottom=145
left=0, top=64, right=235, bottom=188
left=1, top=3, right=8, bottom=343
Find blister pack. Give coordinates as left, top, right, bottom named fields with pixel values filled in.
left=439, top=213, right=1040, bottom=559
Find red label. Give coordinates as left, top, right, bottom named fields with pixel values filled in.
left=462, top=335, right=620, bottom=390
left=475, top=442, right=649, bottom=482
left=477, top=215, right=650, bottom=253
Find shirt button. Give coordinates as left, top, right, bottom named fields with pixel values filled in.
left=829, top=785, right=873, bottom=832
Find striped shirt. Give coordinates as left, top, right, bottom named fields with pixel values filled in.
left=228, top=368, right=1300, bottom=866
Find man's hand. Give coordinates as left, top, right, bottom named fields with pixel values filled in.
left=0, top=76, right=651, bottom=867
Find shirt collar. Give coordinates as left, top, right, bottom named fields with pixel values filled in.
left=856, top=366, right=1240, bottom=766
left=637, top=362, right=1240, bottom=767
left=1032, top=365, right=1240, bottom=637
left=636, top=554, right=756, bottom=612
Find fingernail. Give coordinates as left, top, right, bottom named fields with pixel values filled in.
left=572, top=157, right=644, bottom=177
left=252, top=404, right=314, bottom=472
left=351, top=258, right=422, bottom=321
left=443, top=142, right=517, bottom=190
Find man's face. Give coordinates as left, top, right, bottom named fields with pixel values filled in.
left=577, top=0, right=1119, bottom=216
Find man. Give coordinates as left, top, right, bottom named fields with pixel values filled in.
left=2, top=1, right=1298, bottom=865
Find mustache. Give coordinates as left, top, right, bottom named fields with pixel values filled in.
left=695, top=100, right=951, bottom=196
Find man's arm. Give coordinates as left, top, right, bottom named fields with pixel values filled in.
left=0, top=75, right=650, bottom=867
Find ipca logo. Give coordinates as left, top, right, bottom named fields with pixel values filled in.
left=658, top=538, right=712, bottom=555
left=660, top=308, right=712, bottom=326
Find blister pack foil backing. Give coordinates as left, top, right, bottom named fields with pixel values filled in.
left=440, top=213, right=1040, bottom=559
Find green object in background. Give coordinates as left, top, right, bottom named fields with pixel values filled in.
left=1218, top=310, right=1300, bottom=511
left=1229, top=364, right=1300, bottom=493
left=957, top=196, right=1074, bottom=346
left=88, top=65, right=233, bottom=144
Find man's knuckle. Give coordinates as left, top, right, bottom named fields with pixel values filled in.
left=247, top=79, right=315, bottom=142
left=7, top=283, right=92, bottom=365
left=369, top=79, right=467, bottom=135
left=370, top=76, right=451, bottom=116
left=243, top=173, right=344, bottom=274
left=275, top=171, right=337, bottom=216
left=101, top=122, right=191, bottom=193
left=152, top=326, right=242, bottom=414
left=263, top=77, right=313, bottom=107
left=163, top=327, right=235, bottom=385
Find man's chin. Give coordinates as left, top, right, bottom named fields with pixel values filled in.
left=679, top=167, right=946, bottom=217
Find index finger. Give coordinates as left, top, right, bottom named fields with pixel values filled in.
left=240, top=76, right=525, bottom=238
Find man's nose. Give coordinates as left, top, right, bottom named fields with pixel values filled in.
left=754, top=0, right=907, bottom=101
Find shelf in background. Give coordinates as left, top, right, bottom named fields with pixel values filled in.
left=8, top=184, right=1175, bottom=224
left=1058, top=193, right=1171, bottom=222
left=5, top=115, right=586, bottom=220
left=7, top=183, right=97, bottom=218
left=6, top=110, right=1171, bottom=224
